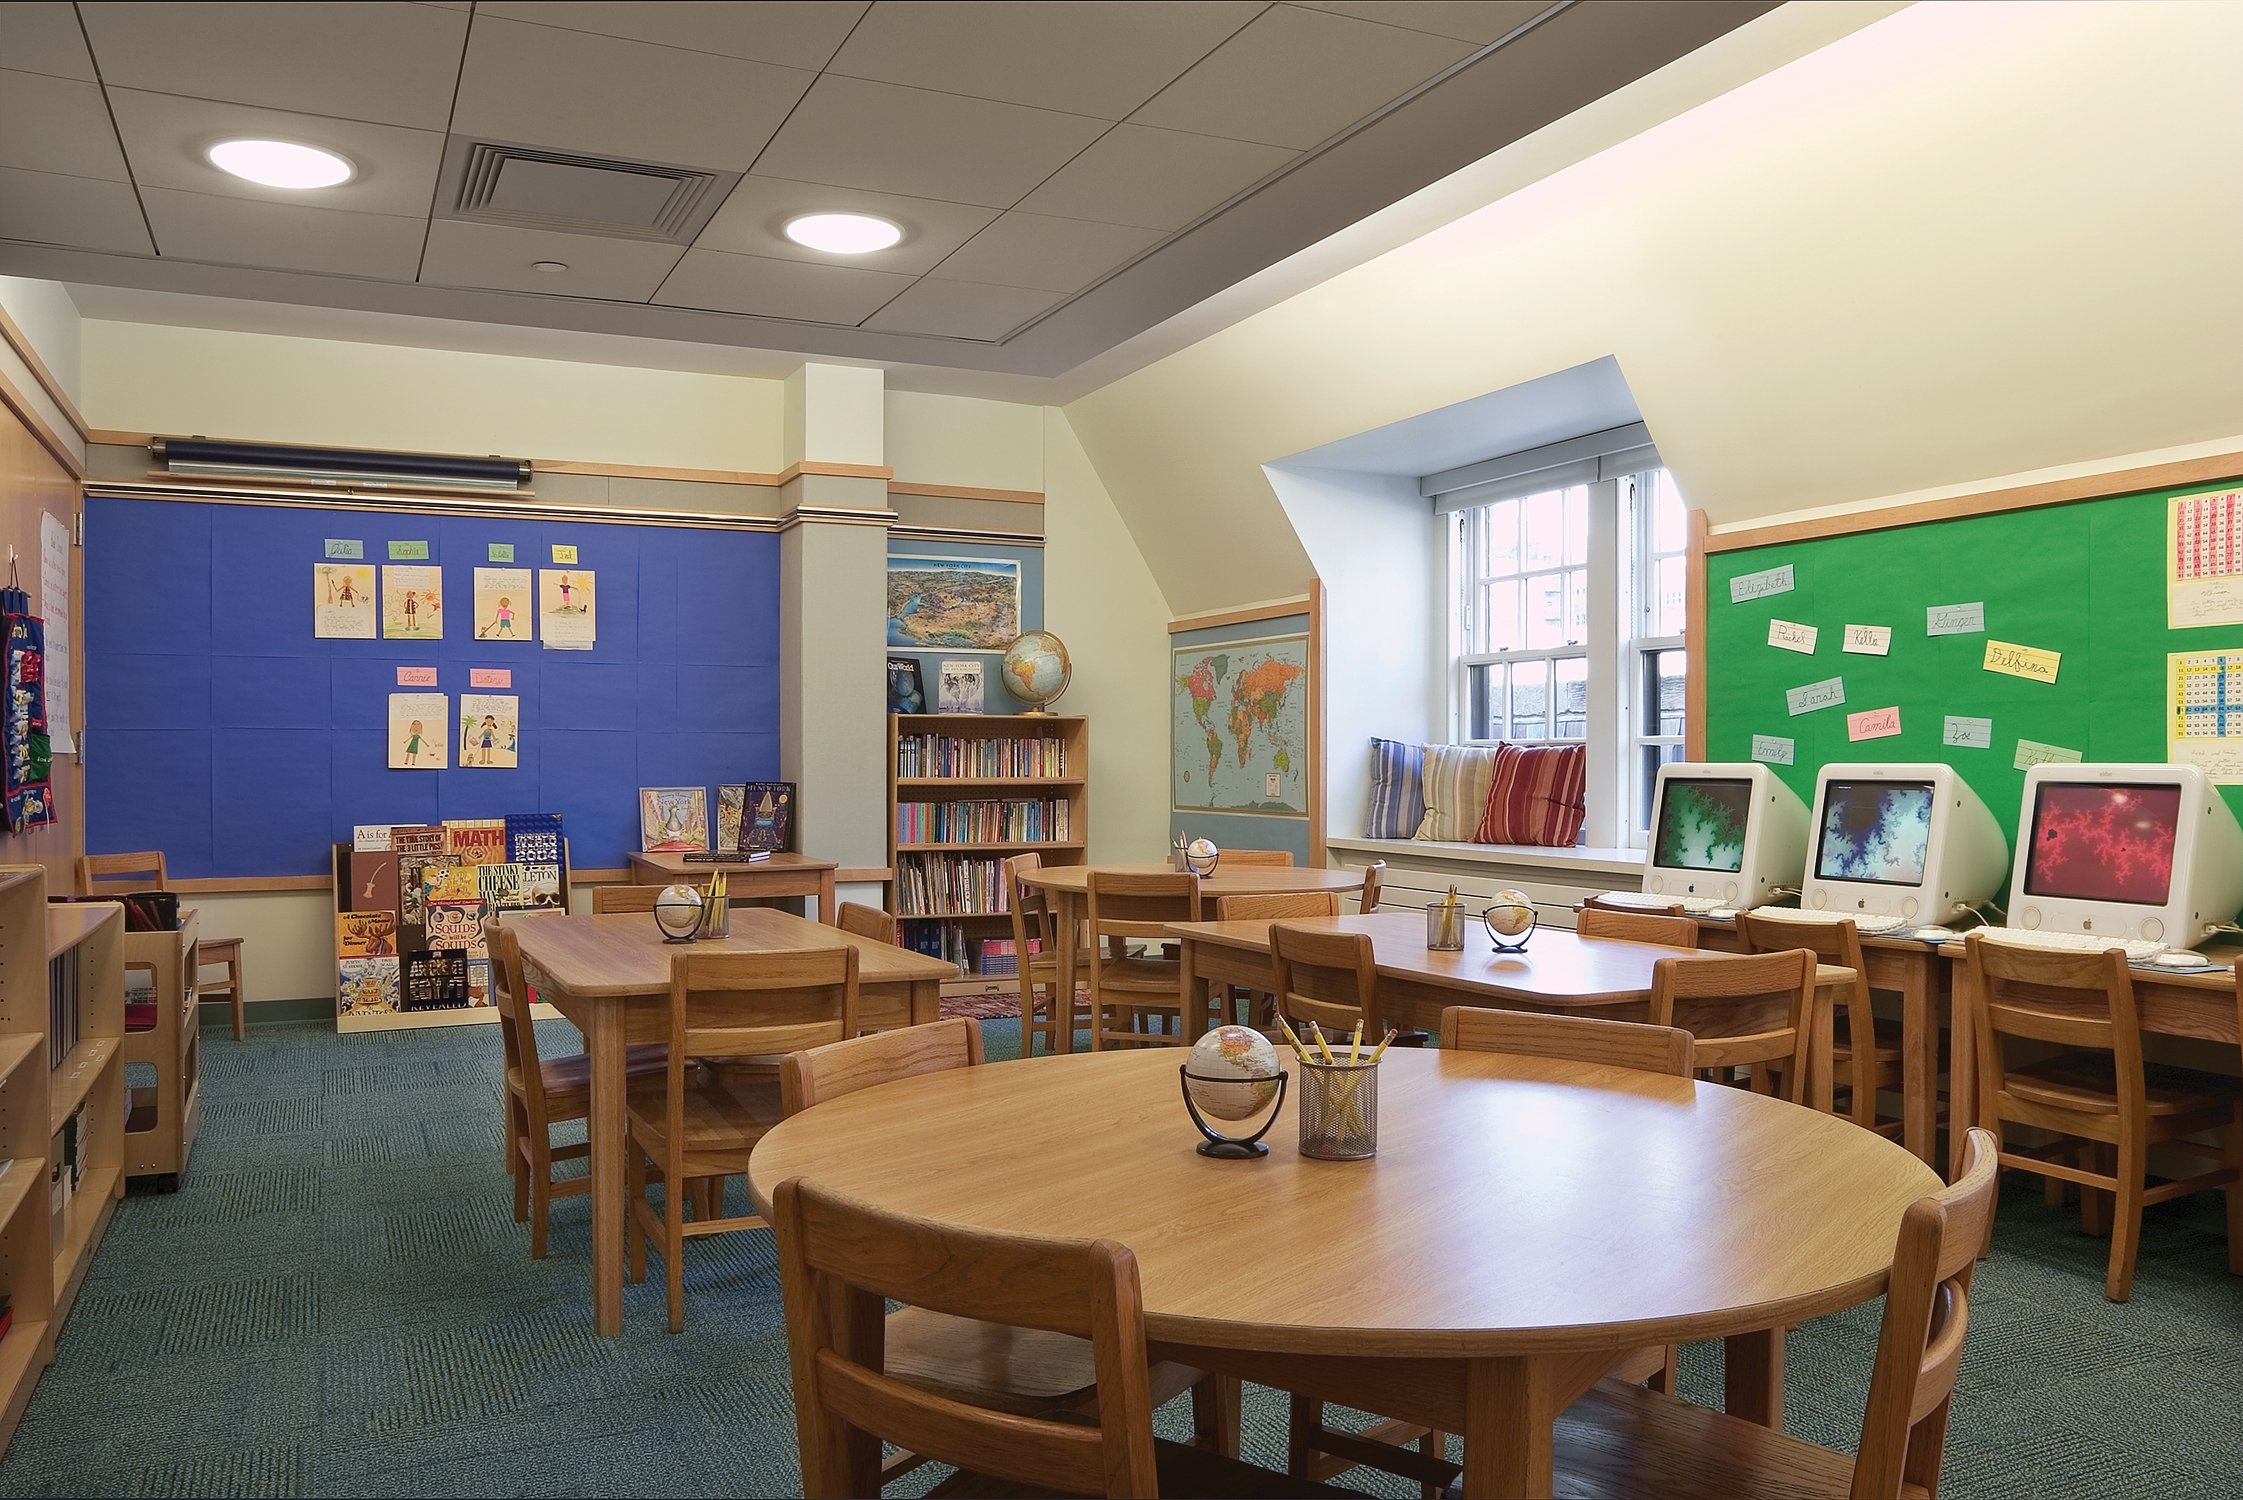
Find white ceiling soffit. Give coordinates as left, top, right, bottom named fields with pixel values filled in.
left=0, top=0, right=1773, bottom=379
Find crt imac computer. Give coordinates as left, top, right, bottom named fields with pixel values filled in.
left=1805, top=764, right=2008, bottom=925
left=2007, top=763, right=2243, bottom=949
left=1641, top=762, right=1808, bottom=909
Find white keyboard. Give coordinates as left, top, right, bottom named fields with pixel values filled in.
left=1596, top=891, right=1727, bottom=915
left=1740, top=906, right=1912, bottom=937
left=1976, top=928, right=2167, bottom=962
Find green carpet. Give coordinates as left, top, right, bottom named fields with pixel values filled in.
left=0, top=1017, right=2237, bottom=1498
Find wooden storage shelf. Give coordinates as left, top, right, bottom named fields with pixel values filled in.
left=895, top=840, right=1084, bottom=853
left=122, top=910, right=200, bottom=1186
left=0, top=1319, right=47, bottom=1454
left=0, top=1158, right=40, bottom=1228
left=52, top=1165, right=121, bottom=1328
left=0, top=1035, right=40, bottom=1087
left=47, top=1038, right=118, bottom=1135
left=895, top=776, right=1086, bottom=788
left=44, top=904, right=112, bottom=961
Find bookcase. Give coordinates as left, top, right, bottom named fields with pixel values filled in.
left=122, top=909, right=199, bottom=1188
left=888, top=714, right=1088, bottom=985
left=0, top=866, right=124, bottom=1456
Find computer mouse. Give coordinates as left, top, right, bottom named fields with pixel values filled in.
left=2142, top=950, right=2213, bottom=969
left=1912, top=927, right=1957, bottom=943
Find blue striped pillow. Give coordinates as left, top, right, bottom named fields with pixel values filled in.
left=1364, top=738, right=1426, bottom=840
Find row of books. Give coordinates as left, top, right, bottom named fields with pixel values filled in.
left=47, top=951, right=77, bottom=1069
left=895, top=799, right=1072, bottom=846
left=894, top=853, right=1012, bottom=918
left=896, top=733, right=1071, bottom=779
left=895, top=924, right=1044, bottom=973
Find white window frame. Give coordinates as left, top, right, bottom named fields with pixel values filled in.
left=1622, top=470, right=1687, bottom=849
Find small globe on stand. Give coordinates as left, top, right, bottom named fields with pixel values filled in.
left=1001, top=630, right=1072, bottom=714
left=1185, top=837, right=1220, bottom=876
left=653, top=883, right=705, bottom=943
left=1481, top=888, right=1538, bottom=952
left=1180, top=1025, right=1287, bottom=1158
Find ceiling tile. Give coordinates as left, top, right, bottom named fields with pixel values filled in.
left=927, top=212, right=1158, bottom=294
left=0, top=70, right=130, bottom=182
left=78, top=1, right=469, bottom=129
left=477, top=2, right=869, bottom=71
left=653, top=248, right=916, bottom=324
left=826, top=1, right=1260, bottom=120
left=140, top=186, right=425, bottom=279
left=0, top=2, right=97, bottom=79
left=0, top=166, right=152, bottom=254
left=1292, top=1, right=1550, bottom=45
left=862, top=279, right=1065, bottom=340
left=695, top=177, right=996, bottom=275
left=420, top=220, right=686, bottom=301
left=1012, top=123, right=1295, bottom=231
left=751, top=75, right=1109, bottom=210
left=106, top=90, right=444, bottom=218
left=1130, top=4, right=1472, bottom=149
left=452, top=17, right=814, bottom=172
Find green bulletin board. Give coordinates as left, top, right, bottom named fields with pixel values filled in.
left=1705, top=477, right=2243, bottom=873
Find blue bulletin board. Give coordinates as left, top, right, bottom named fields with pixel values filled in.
left=84, top=495, right=780, bottom=876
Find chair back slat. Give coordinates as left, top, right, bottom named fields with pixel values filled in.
left=1438, top=1005, right=1694, bottom=1077
left=1004, top=852, right=1058, bottom=950
left=1649, top=948, right=1815, bottom=1099
left=1358, top=860, right=1386, bottom=914
left=666, top=948, right=860, bottom=1063
left=1271, top=923, right=1378, bottom=1038
left=79, top=850, right=166, bottom=895
left=816, top=1355, right=1112, bottom=1496
left=1087, top=870, right=1198, bottom=932
left=837, top=902, right=900, bottom=947
left=1220, top=848, right=1294, bottom=867
left=592, top=884, right=665, bottom=914
left=1735, top=911, right=1865, bottom=974
left=1963, top=935, right=2140, bottom=1112
left=1217, top=891, right=1337, bottom=922
left=1578, top=908, right=1700, bottom=948
left=780, top=1018, right=983, bottom=1116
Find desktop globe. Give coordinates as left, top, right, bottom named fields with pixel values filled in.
left=653, top=883, right=704, bottom=942
left=1184, top=1025, right=1282, bottom=1120
left=1485, top=889, right=1536, bottom=938
left=1000, top=630, right=1072, bottom=713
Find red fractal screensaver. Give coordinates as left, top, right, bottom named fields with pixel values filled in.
left=2022, top=783, right=2182, bottom=904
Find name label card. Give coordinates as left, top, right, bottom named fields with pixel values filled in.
left=1943, top=715, right=1994, bottom=749
left=388, top=539, right=429, bottom=560
left=1785, top=676, right=1846, bottom=716
left=1768, top=619, right=1818, bottom=654
left=1847, top=706, right=1902, bottom=741
left=1750, top=734, right=1795, bottom=765
left=1842, top=624, right=1892, bottom=655
left=488, top=543, right=514, bottom=562
left=2014, top=738, right=2084, bottom=770
left=1729, top=564, right=1795, bottom=603
left=469, top=668, right=511, bottom=688
left=324, top=538, right=363, bottom=559
left=396, top=666, right=437, bottom=686
left=1927, top=602, right=1986, bottom=636
left=551, top=544, right=578, bottom=564
left=1983, top=639, right=2061, bottom=684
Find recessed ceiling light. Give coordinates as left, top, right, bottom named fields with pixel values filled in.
left=783, top=212, right=903, bottom=255
left=531, top=261, right=569, bottom=274
left=206, top=138, right=353, bottom=190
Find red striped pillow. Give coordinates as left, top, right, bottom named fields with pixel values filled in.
left=1473, top=744, right=1588, bottom=846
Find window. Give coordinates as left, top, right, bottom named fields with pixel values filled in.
left=1445, top=466, right=1688, bottom=847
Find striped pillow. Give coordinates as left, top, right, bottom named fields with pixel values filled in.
left=1415, top=744, right=1501, bottom=842
left=1364, top=738, right=1425, bottom=840
left=1475, top=743, right=1588, bottom=846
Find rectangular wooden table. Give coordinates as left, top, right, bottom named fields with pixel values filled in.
left=509, top=908, right=956, bottom=1336
left=625, top=850, right=838, bottom=924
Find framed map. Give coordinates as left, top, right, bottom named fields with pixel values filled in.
left=1171, top=633, right=1310, bottom=815
left=888, top=556, right=1021, bottom=649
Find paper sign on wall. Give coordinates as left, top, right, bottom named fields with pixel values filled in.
left=1785, top=676, right=1846, bottom=716
left=1983, top=639, right=2060, bottom=684
left=1943, top=715, right=1993, bottom=749
left=1767, top=619, right=1818, bottom=654
left=1750, top=734, right=1795, bottom=765
left=1842, top=624, right=1892, bottom=656
left=488, top=543, right=514, bottom=562
left=1729, top=564, right=1795, bottom=603
left=396, top=666, right=437, bottom=686
left=39, top=511, right=70, bottom=753
left=2014, top=738, right=2083, bottom=770
left=1927, top=602, right=1986, bottom=636
left=551, top=544, right=578, bottom=564
left=469, top=667, right=511, bottom=688
left=1846, top=706, right=1901, bottom=741
left=324, top=538, right=363, bottom=559
left=388, top=539, right=429, bottom=560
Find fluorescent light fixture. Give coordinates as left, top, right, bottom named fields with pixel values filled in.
left=206, top=138, right=354, bottom=190
left=783, top=212, right=903, bottom=255
left=531, top=261, right=569, bottom=273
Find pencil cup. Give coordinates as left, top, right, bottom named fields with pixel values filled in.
left=1298, top=1059, right=1379, bottom=1160
left=696, top=900, right=730, bottom=939
left=1425, top=902, right=1465, bottom=951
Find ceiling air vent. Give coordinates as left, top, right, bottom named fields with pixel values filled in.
left=435, top=139, right=739, bottom=244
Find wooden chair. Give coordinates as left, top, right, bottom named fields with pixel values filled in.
left=1006, top=852, right=1097, bottom=1057
left=1577, top=908, right=1700, bottom=949
left=1547, top=1129, right=2002, bottom=1500
left=1086, top=870, right=1199, bottom=1050
left=627, top=947, right=860, bottom=1332
left=1736, top=911, right=1902, bottom=1135
left=1438, top=1004, right=1695, bottom=1076
left=592, top=883, right=665, bottom=914
left=778, top=1021, right=1240, bottom=1484
left=488, top=922, right=667, bottom=1258
left=80, top=850, right=251, bottom=1041
left=772, top=1175, right=1354, bottom=1499
left=1209, top=893, right=1340, bottom=1030
left=1268, top=923, right=1382, bottom=1043
left=1965, top=934, right=2241, bottom=1301
left=1220, top=848, right=1295, bottom=868
left=1647, top=949, right=1815, bottom=1103
left=1358, top=860, right=1386, bottom=915
left=836, top=901, right=900, bottom=947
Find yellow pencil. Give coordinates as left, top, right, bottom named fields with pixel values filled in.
left=1275, top=1013, right=1313, bottom=1065
left=1366, top=1028, right=1399, bottom=1066
left=1348, top=1020, right=1363, bottom=1065
left=1308, top=1020, right=1336, bottom=1064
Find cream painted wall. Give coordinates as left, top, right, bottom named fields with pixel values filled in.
left=887, top=392, right=1045, bottom=492
left=1065, top=1, right=2243, bottom=614
left=0, top=276, right=82, bottom=404
left=81, top=320, right=787, bottom=471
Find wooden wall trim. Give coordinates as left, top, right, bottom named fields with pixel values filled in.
left=1684, top=507, right=1709, bottom=760
left=0, top=301, right=87, bottom=439
left=888, top=481, right=1045, bottom=505
left=1308, top=578, right=1327, bottom=867
left=0, top=360, right=82, bottom=479
left=779, top=460, right=893, bottom=483
left=1167, top=595, right=1313, bottom=634
left=168, top=875, right=334, bottom=895
left=539, top=458, right=782, bottom=486
left=1706, top=447, right=2243, bottom=553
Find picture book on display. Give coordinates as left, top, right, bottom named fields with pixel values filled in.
left=640, top=787, right=709, bottom=852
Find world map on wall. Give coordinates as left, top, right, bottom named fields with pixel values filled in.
left=1171, top=636, right=1309, bottom=815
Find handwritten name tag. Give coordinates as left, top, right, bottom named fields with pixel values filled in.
left=1983, top=640, right=2060, bottom=684
left=1943, top=715, right=1993, bottom=749
left=1729, top=564, right=1795, bottom=603
left=1768, top=619, right=1818, bottom=654
left=1842, top=624, right=1892, bottom=656
left=2014, top=738, right=2084, bottom=770
left=1847, top=706, right=1902, bottom=741
left=1786, top=677, right=1846, bottom=716
left=1927, top=602, right=1985, bottom=636
left=396, top=666, right=437, bottom=686
left=469, top=668, right=511, bottom=688
left=1750, top=734, right=1795, bottom=765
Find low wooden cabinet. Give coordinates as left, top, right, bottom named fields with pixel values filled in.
left=122, top=909, right=199, bottom=1189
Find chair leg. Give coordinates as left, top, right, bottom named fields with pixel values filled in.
left=1188, top=1374, right=1240, bottom=1458
left=2226, top=1107, right=2243, bottom=1276
left=1416, top=1430, right=1447, bottom=1500
left=2107, top=1133, right=2147, bottom=1303
left=626, top=1144, right=647, bottom=1285
left=2081, top=1144, right=2114, bottom=1237
left=666, top=1177, right=686, bottom=1335
left=528, top=1153, right=552, bottom=1261
left=1285, top=1394, right=1320, bottom=1480
left=510, top=1141, right=529, bottom=1225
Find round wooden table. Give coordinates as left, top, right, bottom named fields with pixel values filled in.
left=1017, top=862, right=1366, bottom=1053
left=748, top=1046, right=1940, bottom=1498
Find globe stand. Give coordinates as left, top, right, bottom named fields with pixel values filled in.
left=1481, top=908, right=1538, bottom=954
left=1179, top=1067, right=1287, bottom=1158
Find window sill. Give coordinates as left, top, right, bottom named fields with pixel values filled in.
left=1325, top=836, right=1645, bottom=879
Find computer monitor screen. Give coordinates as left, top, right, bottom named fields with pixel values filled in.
left=1652, top=778, right=1754, bottom=872
left=2022, top=782, right=2184, bottom=905
left=1814, top=780, right=1936, bottom=887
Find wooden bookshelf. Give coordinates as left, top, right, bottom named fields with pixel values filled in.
left=122, top=909, right=200, bottom=1189
left=44, top=900, right=122, bottom=1336
left=888, top=713, right=1089, bottom=987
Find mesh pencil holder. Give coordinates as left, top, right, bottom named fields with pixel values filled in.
left=1298, top=1059, right=1379, bottom=1160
